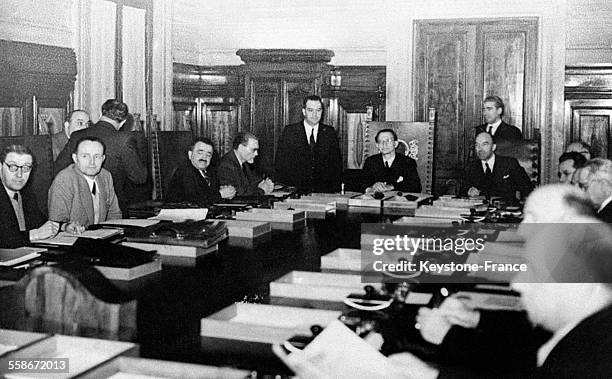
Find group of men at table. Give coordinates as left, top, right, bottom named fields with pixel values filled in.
left=1, top=94, right=612, bottom=377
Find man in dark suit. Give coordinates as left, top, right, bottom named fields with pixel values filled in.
left=464, top=132, right=533, bottom=203
left=218, top=132, right=274, bottom=197
left=54, top=99, right=147, bottom=214
left=361, top=129, right=421, bottom=193
left=475, top=95, right=522, bottom=143
left=0, top=144, right=60, bottom=248
left=51, top=110, right=90, bottom=160
left=275, top=95, right=342, bottom=193
left=582, top=158, right=612, bottom=222
left=557, top=151, right=586, bottom=184
left=167, top=137, right=236, bottom=205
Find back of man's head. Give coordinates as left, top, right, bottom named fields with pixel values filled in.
left=522, top=183, right=595, bottom=223
left=101, top=99, right=129, bottom=122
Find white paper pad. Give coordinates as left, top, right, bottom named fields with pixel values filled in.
left=150, top=208, right=208, bottom=222
left=100, top=219, right=160, bottom=228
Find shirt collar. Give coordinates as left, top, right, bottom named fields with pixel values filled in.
left=233, top=150, right=245, bottom=166
left=598, top=194, right=612, bottom=212
left=304, top=121, right=319, bottom=133
left=383, top=154, right=396, bottom=166
left=488, top=119, right=502, bottom=134
left=81, top=174, right=97, bottom=193
left=481, top=153, right=496, bottom=171
left=3, top=185, right=17, bottom=200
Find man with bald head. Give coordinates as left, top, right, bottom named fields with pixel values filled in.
left=580, top=158, right=612, bottom=222
left=464, top=132, right=533, bottom=204
left=52, top=110, right=90, bottom=160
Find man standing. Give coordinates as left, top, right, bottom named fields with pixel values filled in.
left=0, top=145, right=60, bottom=248
left=464, top=132, right=533, bottom=203
left=51, top=110, right=90, bottom=160
left=361, top=129, right=421, bottom=193
left=475, top=95, right=522, bottom=143
left=275, top=95, right=342, bottom=193
left=557, top=151, right=586, bottom=184
left=167, top=137, right=236, bottom=204
left=218, top=132, right=274, bottom=197
left=49, top=137, right=122, bottom=228
left=54, top=99, right=147, bottom=214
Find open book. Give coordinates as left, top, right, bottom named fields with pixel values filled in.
left=0, top=246, right=46, bottom=266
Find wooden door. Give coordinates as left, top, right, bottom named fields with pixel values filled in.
left=565, top=99, right=612, bottom=159
left=414, top=19, right=538, bottom=194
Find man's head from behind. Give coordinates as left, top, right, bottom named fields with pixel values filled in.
left=482, top=95, right=504, bottom=124
left=302, top=95, right=324, bottom=127
left=0, top=144, right=33, bottom=192
left=188, top=137, right=214, bottom=172
left=474, top=131, right=496, bottom=161
left=101, top=99, right=129, bottom=125
left=72, top=137, right=106, bottom=179
left=512, top=222, right=612, bottom=332
left=566, top=141, right=592, bottom=160
left=233, top=132, right=259, bottom=164
left=64, top=110, right=90, bottom=137
left=558, top=152, right=586, bottom=184
left=522, top=183, right=594, bottom=224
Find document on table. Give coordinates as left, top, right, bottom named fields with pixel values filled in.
left=150, top=208, right=208, bottom=222
left=36, top=229, right=122, bottom=246
left=100, top=219, right=161, bottom=228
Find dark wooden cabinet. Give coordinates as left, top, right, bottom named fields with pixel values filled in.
left=414, top=18, right=538, bottom=193
left=565, top=66, right=612, bottom=159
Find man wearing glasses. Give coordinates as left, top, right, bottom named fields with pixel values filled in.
left=0, top=144, right=60, bottom=248
left=51, top=110, right=91, bottom=160
left=361, top=129, right=421, bottom=193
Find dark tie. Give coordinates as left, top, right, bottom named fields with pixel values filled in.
left=202, top=171, right=210, bottom=186
left=242, top=163, right=248, bottom=177
left=485, top=162, right=492, bottom=177
left=309, top=129, right=315, bottom=150
left=12, top=192, right=18, bottom=202
left=91, top=182, right=97, bottom=196
left=384, top=161, right=390, bottom=169
left=486, top=125, right=492, bottom=134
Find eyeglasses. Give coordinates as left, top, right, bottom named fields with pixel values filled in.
left=3, top=162, right=33, bottom=173
left=377, top=140, right=395, bottom=146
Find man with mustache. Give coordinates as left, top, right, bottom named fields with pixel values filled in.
left=167, top=137, right=235, bottom=205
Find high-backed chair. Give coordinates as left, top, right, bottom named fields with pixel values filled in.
left=152, top=131, right=193, bottom=200
left=0, top=135, right=54, bottom=215
left=9, top=264, right=137, bottom=341
left=363, top=115, right=436, bottom=194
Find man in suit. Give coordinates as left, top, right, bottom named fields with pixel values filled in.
left=464, top=132, right=533, bottom=203
left=361, top=129, right=421, bottom=193
left=0, top=144, right=60, bottom=248
left=582, top=158, right=612, bottom=222
left=167, top=137, right=236, bottom=205
left=475, top=95, right=522, bottom=143
left=275, top=95, right=342, bottom=193
left=48, top=136, right=122, bottom=229
left=51, top=110, right=90, bottom=160
left=557, top=151, right=586, bottom=184
left=54, top=99, right=147, bottom=214
left=218, top=132, right=274, bottom=197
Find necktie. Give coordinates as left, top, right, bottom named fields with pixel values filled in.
left=202, top=171, right=210, bottom=186
left=13, top=192, right=18, bottom=202
left=485, top=162, right=492, bottom=177
left=12, top=192, right=26, bottom=231
left=486, top=125, right=492, bottom=134
left=242, top=163, right=248, bottom=177
left=309, top=129, right=315, bottom=150
left=384, top=161, right=390, bottom=169
left=91, top=182, right=97, bottom=196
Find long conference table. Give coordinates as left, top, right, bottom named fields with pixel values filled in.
left=1, top=207, right=522, bottom=376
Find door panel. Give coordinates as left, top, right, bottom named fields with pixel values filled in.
left=565, top=99, right=612, bottom=159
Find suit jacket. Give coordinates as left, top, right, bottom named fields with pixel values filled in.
left=597, top=200, right=612, bottom=223
left=217, top=151, right=263, bottom=197
left=54, top=121, right=147, bottom=213
left=275, top=122, right=342, bottom=193
left=166, top=164, right=221, bottom=205
left=464, top=154, right=533, bottom=203
left=439, top=306, right=612, bottom=378
left=361, top=153, right=421, bottom=193
left=51, top=131, right=68, bottom=161
left=48, top=164, right=122, bottom=227
left=475, top=121, right=523, bottom=143
left=0, top=187, right=46, bottom=248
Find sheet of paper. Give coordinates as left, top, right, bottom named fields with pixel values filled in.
left=289, top=320, right=397, bottom=379
left=150, top=208, right=208, bottom=222
left=100, top=219, right=160, bottom=228
left=36, top=229, right=122, bottom=246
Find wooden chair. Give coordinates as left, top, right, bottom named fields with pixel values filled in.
left=9, top=264, right=137, bottom=341
left=364, top=111, right=436, bottom=193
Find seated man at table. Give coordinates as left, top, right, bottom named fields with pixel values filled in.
left=48, top=136, right=122, bottom=229
left=218, top=132, right=274, bottom=197
left=0, top=144, right=61, bottom=248
left=464, top=132, right=533, bottom=203
left=557, top=151, right=586, bottom=184
left=582, top=158, right=612, bottom=222
left=167, top=137, right=236, bottom=205
left=361, top=129, right=421, bottom=193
